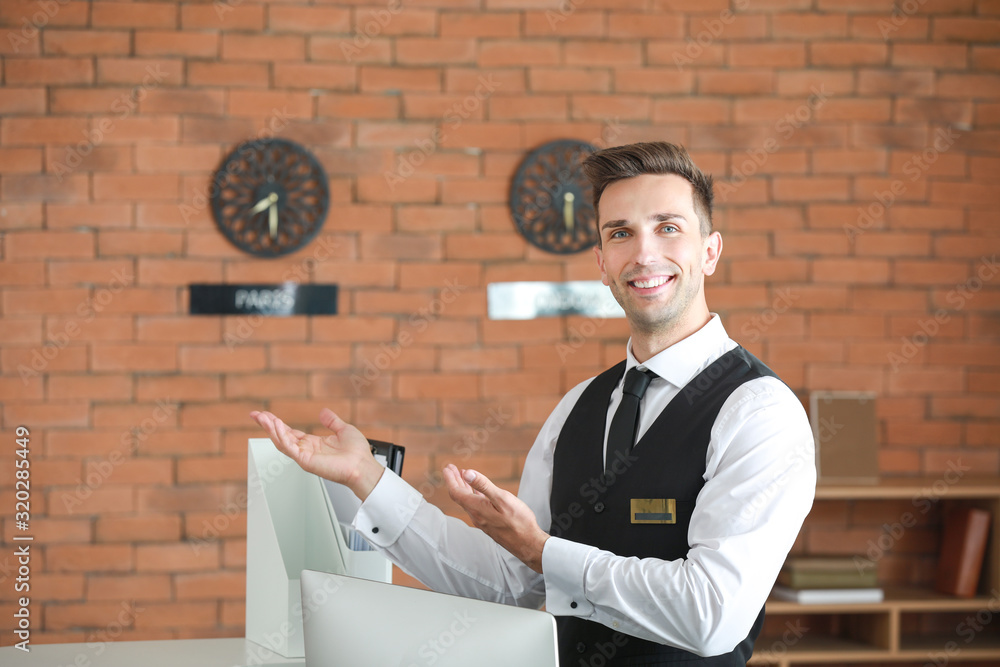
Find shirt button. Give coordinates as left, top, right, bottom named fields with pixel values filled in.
left=570, top=601, right=577, bottom=609
left=594, top=502, right=605, bottom=513
left=576, top=642, right=586, bottom=654
left=371, top=527, right=379, bottom=534
left=612, top=621, right=619, bottom=628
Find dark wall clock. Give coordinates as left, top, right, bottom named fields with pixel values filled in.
left=509, top=139, right=599, bottom=254
left=211, top=138, right=330, bottom=258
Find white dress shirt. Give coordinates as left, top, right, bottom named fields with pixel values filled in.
left=353, top=315, right=816, bottom=657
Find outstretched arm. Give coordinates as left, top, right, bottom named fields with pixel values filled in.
left=249, top=408, right=385, bottom=501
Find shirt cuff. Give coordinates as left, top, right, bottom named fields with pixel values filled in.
left=541, top=536, right=595, bottom=617
left=351, top=468, right=423, bottom=548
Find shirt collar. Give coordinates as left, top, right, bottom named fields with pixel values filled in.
left=625, top=314, right=732, bottom=389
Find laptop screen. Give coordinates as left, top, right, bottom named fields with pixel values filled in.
left=300, top=570, right=559, bottom=667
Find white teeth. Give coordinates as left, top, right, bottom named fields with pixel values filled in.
left=632, top=276, right=670, bottom=289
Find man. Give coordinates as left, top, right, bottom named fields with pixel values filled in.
left=251, top=142, right=815, bottom=665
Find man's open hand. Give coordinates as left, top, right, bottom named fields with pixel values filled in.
left=250, top=408, right=385, bottom=501
left=443, top=464, right=549, bottom=573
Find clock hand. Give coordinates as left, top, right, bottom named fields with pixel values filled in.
left=250, top=194, right=272, bottom=215
left=269, top=199, right=278, bottom=240
left=563, top=192, right=575, bottom=232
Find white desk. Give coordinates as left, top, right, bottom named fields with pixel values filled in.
left=0, top=638, right=304, bottom=667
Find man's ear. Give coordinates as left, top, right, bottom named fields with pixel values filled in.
left=594, top=244, right=609, bottom=286
left=703, top=231, right=723, bottom=277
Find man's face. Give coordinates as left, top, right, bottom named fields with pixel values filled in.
left=594, top=174, right=721, bottom=338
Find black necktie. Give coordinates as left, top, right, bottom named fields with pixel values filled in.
left=605, top=367, right=655, bottom=477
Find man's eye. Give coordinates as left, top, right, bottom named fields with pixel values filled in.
left=610, top=229, right=628, bottom=239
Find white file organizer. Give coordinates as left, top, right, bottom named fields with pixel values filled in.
left=245, top=438, right=392, bottom=658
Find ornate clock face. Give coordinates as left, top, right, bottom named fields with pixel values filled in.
left=509, top=139, right=599, bottom=254
left=210, top=138, right=330, bottom=258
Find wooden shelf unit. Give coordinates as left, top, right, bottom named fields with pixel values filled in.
left=749, top=478, right=1000, bottom=667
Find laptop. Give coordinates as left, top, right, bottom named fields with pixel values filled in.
left=300, top=570, right=560, bottom=667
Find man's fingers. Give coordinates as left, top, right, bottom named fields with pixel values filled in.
left=462, top=469, right=500, bottom=502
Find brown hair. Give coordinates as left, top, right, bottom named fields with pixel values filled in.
left=582, top=142, right=714, bottom=240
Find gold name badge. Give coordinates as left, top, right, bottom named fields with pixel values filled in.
left=631, top=498, right=677, bottom=524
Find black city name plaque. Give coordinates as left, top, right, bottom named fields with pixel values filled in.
left=189, top=283, right=338, bottom=316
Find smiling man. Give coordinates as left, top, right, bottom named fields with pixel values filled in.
left=251, top=142, right=815, bottom=666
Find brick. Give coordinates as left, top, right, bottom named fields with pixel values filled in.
left=176, top=455, right=246, bottom=483
left=175, top=572, right=245, bottom=600
left=273, top=63, right=355, bottom=90
left=812, top=258, right=891, bottom=284
left=934, top=17, right=1000, bottom=41
left=187, top=62, right=268, bottom=89
left=134, top=602, right=218, bottom=630
left=489, top=94, right=567, bottom=121
left=311, top=36, right=392, bottom=64
left=937, top=73, right=1000, bottom=99
left=93, top=174, right=179, bottom=201
left=698, top=71, right=774, bottom=96
left=181, top=3, right=264, bottom=30
left=895, top=98, right=972, bottom=125
left=607, top=13, right=683, bottom=39
left=44, top=29, right=131, bottom=55
left=857, top=69, right=935, bottom=97
left=269, top=5, right=351, bottom=32
left=524, top=9, right=605, bottom=37
left=139, top=88, right=225, bottom=115
left=222, top=34, right=304, bottom=61
left=360, top=66, right=442, bottom=92
left=92, top=344, right=178, bottom=372
left=729, top=43, right=807, bottom=68
left=96, top=58, right=184, bottom=85
left=479, top=40, right=561, bottom=67
left=179, top=346, right=266, bottom=373
left=396, top=38, right=478, bottom=65
left=810, top=41, right=887, bottom=66
left=612, top=67, right=694, bottom=96
left=227, top=90, right=313, bottom=119
left=86, top=574, right=173, bottom=601
left=318, top=93, right=400, bottom=119
left=772, top=13, right=848, bottom=38
left=773, top=177, right=850, bottom=202
left=441, top=12, right=521, bottom=38
left=48, top=544, right=133, bottom=572
left=2, top=117, right=90, bottom=145
left=398, top=372, right=479, bottom=399
left=6, top=57, right=94, bottom=84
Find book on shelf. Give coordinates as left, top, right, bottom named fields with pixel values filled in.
left=771, top=585, right=884, bottom=605
left=778, top=556, right=878, bottom=590
left=935, top=506, right=991, bottom=598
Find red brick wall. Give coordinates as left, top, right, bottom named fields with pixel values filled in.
left=1, top=0, right=998, bottom=646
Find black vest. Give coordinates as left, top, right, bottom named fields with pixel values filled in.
left=549, top=347, right=777, bottom=666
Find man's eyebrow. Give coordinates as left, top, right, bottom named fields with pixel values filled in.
left=600, top=212, right=687, bottom=232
